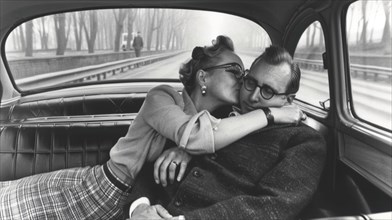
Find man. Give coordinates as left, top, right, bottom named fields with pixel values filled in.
left=128, top=45, right=327, bottom=220
left=132, top=31, right=144, bottom=57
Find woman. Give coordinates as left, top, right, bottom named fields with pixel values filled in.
left=0, top=36, right=303, bottom=219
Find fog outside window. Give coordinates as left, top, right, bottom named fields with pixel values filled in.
left=4, top=9, right=270, bottom=92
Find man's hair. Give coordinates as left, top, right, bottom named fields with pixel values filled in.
left=250, top=45, right=301, bottom=94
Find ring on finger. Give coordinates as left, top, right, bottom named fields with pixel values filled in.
left=171, top=161, right=179, bottom=166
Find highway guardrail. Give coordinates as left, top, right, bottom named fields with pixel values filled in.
left=295, top=58, right=392, bottom=81
left=16, top=51, right=185, bottom=90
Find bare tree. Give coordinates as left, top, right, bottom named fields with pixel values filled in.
left=158, top=28, right=164, bottom=50
left=177, top=26, right=186, bottom=49
left=54, top=13, right=71, bottom=55
left=38, top=17, right=49, bottom=50
left=317, top=24, right=323, bottom=49
left=19, top=25, right=26, bottom=52
left=113, top=9, right=127, bottom=52
left=83, top=10, right=98, bottom=53
left=155, top=10, right=165, bottom=51
left=165, top=11, right=175, bottom=50
left=96, top=18, right=105, bottom=51
left=165, top=10, right=187, bottom=50
left=146, top=9, right=157, bottom=51
left=73, top=12, right=85, bottom=51
left=101, top=11, right=114, bottom=50
left=310, top=23, right=317, bottom=47
left=306, top=26, right=311, bottom=47
left=11, top=31, right=20, bottom=51
left=356, top=17, right=362, bottom=44
left=359, top=0, right=368, bottom=45
left=126, top=9, right=138, bottom=50
left=25, top=21, right=33, bottom=56
left=381, top=0, right=391, bottom=53
left=346, top=6, right=354, bottom=42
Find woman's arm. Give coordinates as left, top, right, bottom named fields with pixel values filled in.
left=142, top=85, right=303, bottom=154
left=142, top=86, right=266, bottom=154
left=212, top=109, right=266, bottom=151
left=212, top=104, right=304, bottom=151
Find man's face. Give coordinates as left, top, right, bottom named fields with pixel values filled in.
left=239, top=61, right=292, bottom=113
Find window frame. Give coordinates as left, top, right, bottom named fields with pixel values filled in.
left=284, top=10, right=331, bottom=121
left=338, top=0, right=392, bottom=196
left=343, top=1, right=392, bottom=132
left=339, top=0, right=392, bottom=154
left=294, top=20, right=330, bottom=114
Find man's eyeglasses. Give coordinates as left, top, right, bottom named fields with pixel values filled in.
left=243, top=76, right=292, bottom=100
left=203, top=63, right=245, bottom=79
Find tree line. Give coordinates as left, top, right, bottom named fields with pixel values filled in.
left=299, top=0, right=391, bottom=54
left=9, top=9, right=195, bottom=57
left=10, top=0, right=389, bottom=58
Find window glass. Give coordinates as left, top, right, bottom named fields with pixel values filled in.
left=294, top=21, right=329, bottom=110
left=5, top=9, right=270, bottom=91
left=346, top=0, right=392, bottom=130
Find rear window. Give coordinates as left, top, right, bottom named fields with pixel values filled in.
left=4, top=9, right=270, bottom=92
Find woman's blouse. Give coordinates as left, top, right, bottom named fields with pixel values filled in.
left=107, top=85, right=220, bottom=185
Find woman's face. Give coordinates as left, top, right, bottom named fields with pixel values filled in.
left=204, top=50, right=244, bottom=106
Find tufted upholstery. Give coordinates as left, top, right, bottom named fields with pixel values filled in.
left=3, top=94, right=144, bottom=121
left=0, top=94, right=145, bottom=181
left=0, top=121, right=133, bottom=181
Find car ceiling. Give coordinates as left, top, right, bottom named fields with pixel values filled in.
left=0, top=0, right=326, bottom=44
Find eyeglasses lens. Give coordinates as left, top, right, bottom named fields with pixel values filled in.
left=244, top=77, right=256, bottom=90
left=261, top=87, right=274, bottom=100
left=244, top=77, right=274, bottom=100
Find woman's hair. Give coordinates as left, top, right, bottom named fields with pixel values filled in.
left=250, top=45, right=301, bottom=94
left=179, top=35, right=235, bottom=93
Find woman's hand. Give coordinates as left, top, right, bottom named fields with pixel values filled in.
left=270, top=104, right=306, bottom=125
left=154, top=147, right=192, bottom=187
left=130, top=204, right=172, bottom=219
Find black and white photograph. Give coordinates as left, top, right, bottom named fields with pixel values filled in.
left=0, top=0, right=391, bottom=219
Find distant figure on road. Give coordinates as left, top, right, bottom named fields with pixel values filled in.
left=132, top=31, right=144, bottom=57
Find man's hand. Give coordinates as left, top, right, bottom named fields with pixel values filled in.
left=130, top=204, right=172, bottom=219
left=154, top=147, right=192, bottom=187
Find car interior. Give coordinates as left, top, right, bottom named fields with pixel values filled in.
left=0, top=0, right=391, bottom=219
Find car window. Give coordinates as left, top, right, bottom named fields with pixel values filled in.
left=4, top=9, right=270, bottom=92
left=346, top=0, right=392, bottom=130
left=294, top=21, right=329, bottom=110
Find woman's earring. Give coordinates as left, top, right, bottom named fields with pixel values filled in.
left=201, top=85, right=207, bottom=96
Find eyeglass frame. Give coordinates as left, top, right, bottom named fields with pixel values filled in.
left=203, top=62, right=245, bottom=79
left=242, top=75, right=294, bottom=100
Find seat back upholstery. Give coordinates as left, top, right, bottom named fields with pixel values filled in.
left=0, top=94, right=144, bottom=181
left=1, top=91, right=336, bottom=219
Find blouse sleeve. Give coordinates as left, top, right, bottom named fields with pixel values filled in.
left=141, top=85, right=220, bottom=154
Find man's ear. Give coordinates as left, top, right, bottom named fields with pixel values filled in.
left=287, top=94, right=296, bottom=104
left=196, top=70, right=208, bottom=86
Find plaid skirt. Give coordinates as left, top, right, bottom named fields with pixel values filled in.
left=0, top=165, right=131, bottom=220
